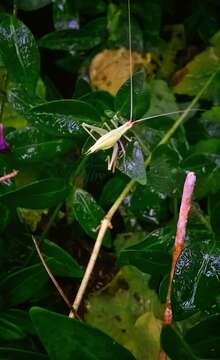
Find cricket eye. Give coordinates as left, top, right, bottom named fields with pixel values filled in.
left=0, top=124, right=10, bottom=152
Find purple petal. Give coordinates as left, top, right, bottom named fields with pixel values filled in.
left=0, top=124, right=10, bottom=151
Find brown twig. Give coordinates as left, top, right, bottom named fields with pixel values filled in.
left=0, top=169, right=18, bottom=182
left=32, top=235, right=78, bottom=315
left=159, top=171, right=196, bottom=359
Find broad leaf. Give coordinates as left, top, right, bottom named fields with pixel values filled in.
left=0, top=178, right=68, bottom=209
left=0, top=14, right=40, bottom=93
left=17, top=0, right=52, bottom=11
left=118, top=140, right=147, bottom=185
left=27, top=100, right=101, bottom=136
left=30, top=307, right=136, bottom=360
left=172, top=244, right=220, bottom=320
left=40, top=239, right=83, bottom=278
left=118, top=227, right=173, bottom=275
left=115, top=69, right=151, bottom=119
left=72, top=189, right=111, bottom=246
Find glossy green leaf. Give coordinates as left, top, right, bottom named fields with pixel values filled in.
left=185, top=315, right=220, bottom=359
left=118, top=140, right=147, bottom=185
left=27, top=99, right=101, bottom=136
left=72, top=189, right=111, bottom=246
left=0, top=264, right=49, bottom=307
left=148, top=145, right=184, bottom=197
left=39, top=18, right=106, bottom=51
left=115, top=69, right=151, bottom=119
left=0, top=178, right=68, bottom=209
left=0, top=317, right=25, bottom=340
left=0, top=309, right=35, bottom=336
left=118, top=227, right=173, bottom=275
left=0, top=14, right=40, bottom=93
left=181, top=154, right=217, bottom=198
left=30, top=307, right=136, bottom=360
left=100, top=175, right=128, bottom=208
left=6, top=127, right=73, bottom=163
left=172, top=244, right=220, bottom=320
left=0, top=348, right=48, bottom=360
left=17, top=0, right=52, bottom=11
left=40, top=239, right=83, bottom=278
left=130, top=184, right=168, bottom=225
left=161, top=325, right=199, bottom=360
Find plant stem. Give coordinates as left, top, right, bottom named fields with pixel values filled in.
left=32, top=235, right=76, bottom=312
left=69, top=67, right=220, bottom=317
left=0, top=170, right=18, bottom=182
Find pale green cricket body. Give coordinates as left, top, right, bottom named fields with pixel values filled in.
left=84, top=119, right=133, bottom=155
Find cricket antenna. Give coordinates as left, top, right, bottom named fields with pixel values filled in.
left=133, top=109, right=205, bottom=124
left=128, top=0, right=133, bottom=121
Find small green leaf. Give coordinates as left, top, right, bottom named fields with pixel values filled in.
left=118, top=227, right=173, bottom=275
left=41, top=239, right=83, bottom=278
left=0, top=14, right=40, bottom=93
left=73, top=189, right=111, bottom=246
left=0, top=178, right=68, bottom=209
left=0, top=264, right=49, bottom=307
left=185, top=315, right=220, bottom=358
left=100, top=175, right=128, bottom=207
left=0, top=309, right=35, bottom=336
left=39, top=18, right=106, bottom=51
left=28, top=99, right=101, bottom=136
left=30, top=307, right=136, bottom=360
left=17, top=0, right=52, bottom=11
left=115, top=69, right=151, bottom=119
left=148, top=145, right=184, bottom=197
left=0, top=317, right=26, bottom=340
left=118, top=140, right=147, bottom=185
left=161, top=325, right=198, bottom=360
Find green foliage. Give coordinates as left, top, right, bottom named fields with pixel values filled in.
left=0, top=0, right=220, bottom=359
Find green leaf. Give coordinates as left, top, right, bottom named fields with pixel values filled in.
left=173, top=47, right=220, bottom=101
left=27, top=99, right=101, bottom=136
left=0, top=14, right=40, bottom=93
left=185, top=315, right=220, bottom=359
left=30, top=307, right=136, bottom=360
left=115, top=69, right=151, bottom=119
left=41, top=239, right=83, bottom=278
left=85, top=266, right=162, bottom=360
left=161, top=325, right=199, bottom=360
left=0, top=309, right=35, bottom=336
left=172, top=244, right=220, bottom=320
left=0, top=348, right=48, bottom=360
left=0, top=264, right=49, bottom=307
left=130, top=184, right=168, bottom=225
left=72, top=189, right=111, bottom=246
left=0, top=317, right=25, bottom=340
left=100, top=175, right=128, bottom=207
left=53, top=0, right=79, bottom=30
left=181, top=154, right=217, bottom=198
left=17, top=0, right=52, bottom=11
left=118, top=140, right=147, bottom=185
left=39, top=17, right=106, bottom=51
left=6, top=127, right=73, bottom=163
left=118, top=227, right=173, bottom=275
left=148, top=145, right=184, bottom=197
left=0, top=178, right=68, bottom=209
